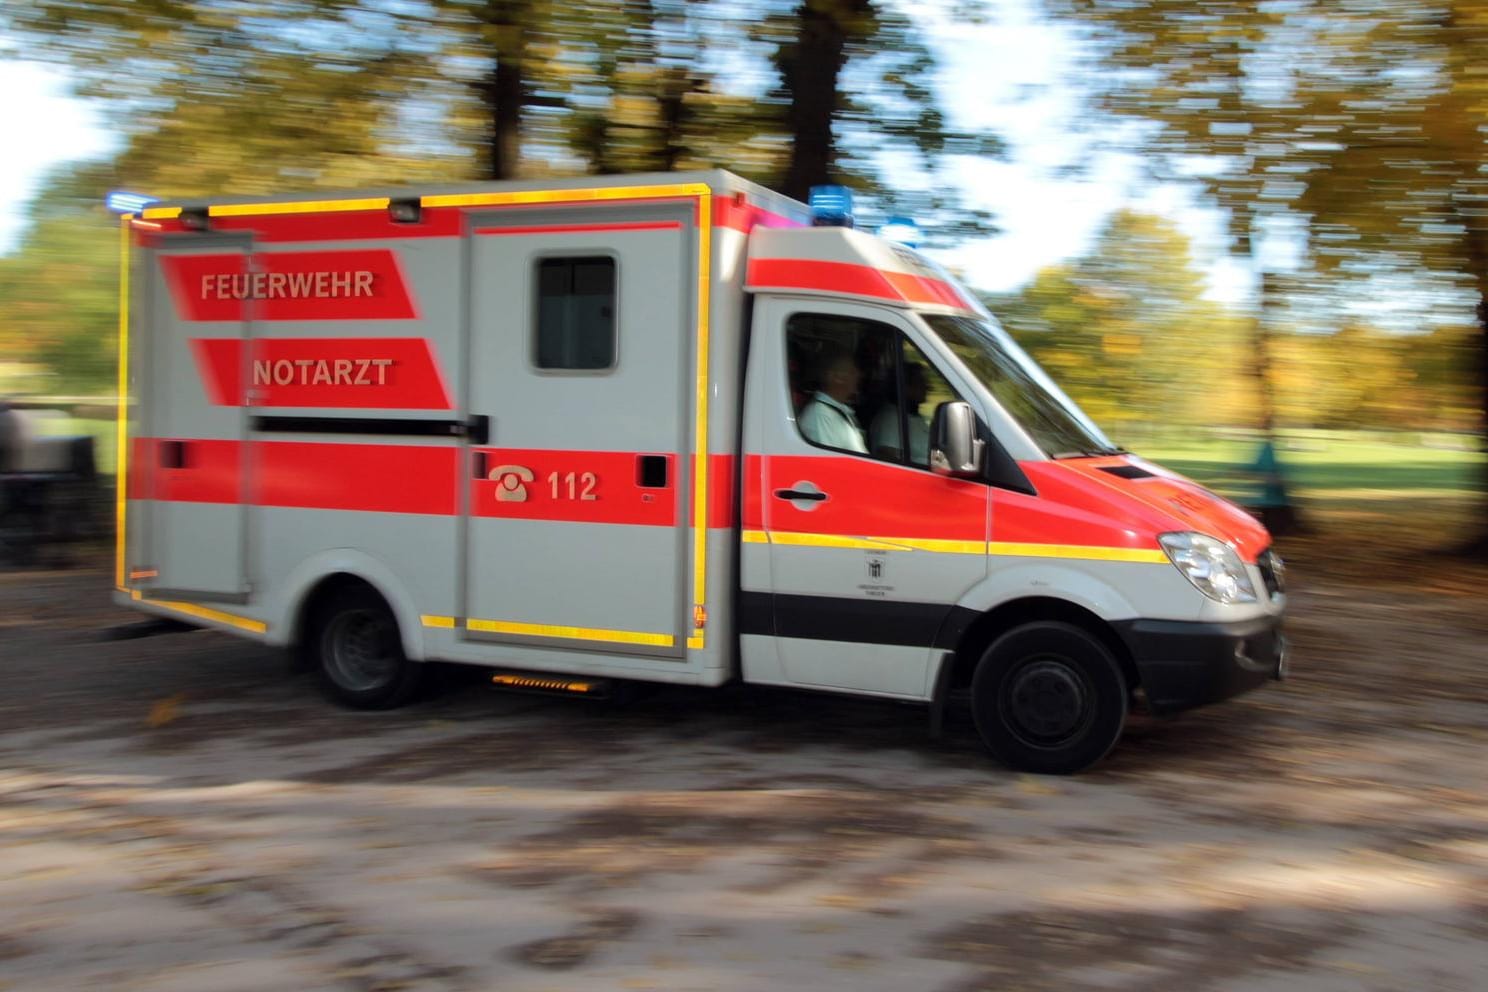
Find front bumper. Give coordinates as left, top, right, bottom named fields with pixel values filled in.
left=1113, top=614, right=1286, bottom=716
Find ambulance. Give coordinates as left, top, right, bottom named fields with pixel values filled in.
left=112, top=170, right=1285, bottom=774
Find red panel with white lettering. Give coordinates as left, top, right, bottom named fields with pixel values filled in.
left=189, top=338, right=454, bottom=409
left=159, top=250, right=417, bottom=322
left=472, top=449, right=678, bottom=526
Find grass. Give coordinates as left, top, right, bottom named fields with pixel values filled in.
left=1136, top=431, right=1483, bottom=499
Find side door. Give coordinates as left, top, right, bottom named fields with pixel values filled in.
left=132, top=234, right=254, bottom=601
left=462, top=202, right=694, bottom=654
left=740, top=296, right=990, bottom=698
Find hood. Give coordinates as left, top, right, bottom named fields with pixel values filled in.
left=1041, top=455, right=1272, bottom=562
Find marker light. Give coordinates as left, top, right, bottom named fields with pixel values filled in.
left=878, top=216, right=921, bottom=247
left=105, top=191, right=158, bottom=215
left=809, top=185, right=854, bottom=228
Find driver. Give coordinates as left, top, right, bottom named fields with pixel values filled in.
left=797, top=348, right=867, bottom=453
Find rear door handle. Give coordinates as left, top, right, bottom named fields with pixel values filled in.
left=774, top=488, right=827, bottom=502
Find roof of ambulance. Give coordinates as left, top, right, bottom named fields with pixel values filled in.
left=142, top=169, right=806, bottom=216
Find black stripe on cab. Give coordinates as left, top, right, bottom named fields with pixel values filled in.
left=739, top=591, right=977, bottom=649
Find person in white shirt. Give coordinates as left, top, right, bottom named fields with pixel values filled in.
left=797, top=349, right=867, bottom=453
left=871, top=363, right=929, bottom=464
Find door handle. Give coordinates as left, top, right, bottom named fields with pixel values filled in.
left=774, top=488, right=827, bottom=502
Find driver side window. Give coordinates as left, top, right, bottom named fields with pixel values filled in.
left=785, top=313, right=960, bottom=468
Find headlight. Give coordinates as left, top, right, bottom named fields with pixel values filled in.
left=1159, top=532, right=1257, bottom=604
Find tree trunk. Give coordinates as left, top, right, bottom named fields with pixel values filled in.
left=1253, top=270, right=1302, bottom=535
left=481, top=0, right=527, bottom=180
left=777, top=0, right=870, bottom=201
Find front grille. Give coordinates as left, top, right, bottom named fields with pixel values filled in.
left=1256, top=547, right=1285, bottom=598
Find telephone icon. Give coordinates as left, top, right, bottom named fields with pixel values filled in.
left=489, top=465, right=535, bottom=503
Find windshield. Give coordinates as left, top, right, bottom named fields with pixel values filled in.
left=923, top=313, right=1120, bottom=458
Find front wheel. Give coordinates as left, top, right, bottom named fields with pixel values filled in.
left=970, top=621, right=1128, bottom=775
left=310, top=585, right=423, bottom=710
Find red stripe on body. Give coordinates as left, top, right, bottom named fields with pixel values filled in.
left=741, top=454, right=766, bottom=531
left=712, top=196, right=808, bottom=233
left=189, top=338, right=454, bottom=409
left=747, top=258, right=974, bottom=310
left=130, top=438, right=242, bottom=504
left=129, top=439, right=457, bottom=514
left=763, top=454, right=988, bottom=540
left=259, top=442, right=458, bottom=515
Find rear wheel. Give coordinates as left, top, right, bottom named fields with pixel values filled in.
left=310, top=585, right=423, bottom=709
left=970, top=621, right=1128, bottom=775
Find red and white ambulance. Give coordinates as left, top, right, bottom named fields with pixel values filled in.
left=114, top=171, right=1285, bottom=773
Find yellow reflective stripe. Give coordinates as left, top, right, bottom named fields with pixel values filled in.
left=753, top=530, right=1167, bottom=562
left=420, top=615, right=456, bottom=629
left=131, top=591, right=268, bottom=634
left=692, top=192, right=712, bottom=643
left=421, top=182, right=710, bottom=209
left=115, top=215, right=131, bottom=590
left=990, top=542, right=1169, bottom=564
left=765, top=532, right=913, bottom=551
left=889, top=537, right=987, bottom=555
left=466, top=618, right=674, bottom=648
left=210, top=197, right=390, bottom=218
left=141, top=206, right=181, bottom=219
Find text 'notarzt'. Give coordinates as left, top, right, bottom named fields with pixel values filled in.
left=253, top=358, right=394, bottom=387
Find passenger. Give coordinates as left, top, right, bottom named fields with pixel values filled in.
left=797, top=348, right=867, bottom=453
left=871, top=364, right=929, bottom=463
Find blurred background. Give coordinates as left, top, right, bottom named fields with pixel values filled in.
left=1, top=0, right=1485, bottom=566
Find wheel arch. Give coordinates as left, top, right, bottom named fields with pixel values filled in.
left=948, top=596, right=1138, bottom=696
left=269, top=549, right=428, bottom=662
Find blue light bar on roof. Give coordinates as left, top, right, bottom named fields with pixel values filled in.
left=878, top=215, right=921, bottom=248
left=809, top=185, right=854, bottom=228
left=105, top=190, right=158, bottom=215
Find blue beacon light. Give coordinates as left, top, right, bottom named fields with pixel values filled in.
left=808, top=185, right=854, bottom=228
left=105, top=191, right=159, bottom=215
left=878, top=216, right=921, bottom=248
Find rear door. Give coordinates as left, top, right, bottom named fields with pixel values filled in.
left=132, top=234, right=254, bottom=601
left=462, top=202, right=696, bottom=654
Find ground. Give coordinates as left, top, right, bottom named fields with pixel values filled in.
left=2, top=495, right=1488, bottom=991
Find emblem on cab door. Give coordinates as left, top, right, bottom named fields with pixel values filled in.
left=867, top=558, right=885, bottom=579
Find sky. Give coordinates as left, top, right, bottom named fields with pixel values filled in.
left=0, top=2, right=1249, bottom=304
left=0, top=61, right=119, bottom=251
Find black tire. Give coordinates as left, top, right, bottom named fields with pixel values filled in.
left=309, top=584, right=423, bottom=710
left=970, top=621, right=1128, bottom=775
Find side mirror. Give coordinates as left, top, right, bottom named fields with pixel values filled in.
left=929, top=401, right=984, bottom=478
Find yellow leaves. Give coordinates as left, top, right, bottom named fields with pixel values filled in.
left=146, top=693, right=185, bottom=728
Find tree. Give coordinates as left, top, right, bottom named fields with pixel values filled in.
left=4, top=0, right=569, bottom=186
left=0, top=167, right=120, bottom=395
left=1051, top=0, right=1488, bottom=544
left=754, top=0, right=1003, bottom=242
left=989, top=211, right=1246, bottom=435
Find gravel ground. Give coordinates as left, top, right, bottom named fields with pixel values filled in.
left=1, top=549, right=1486, bottom=991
